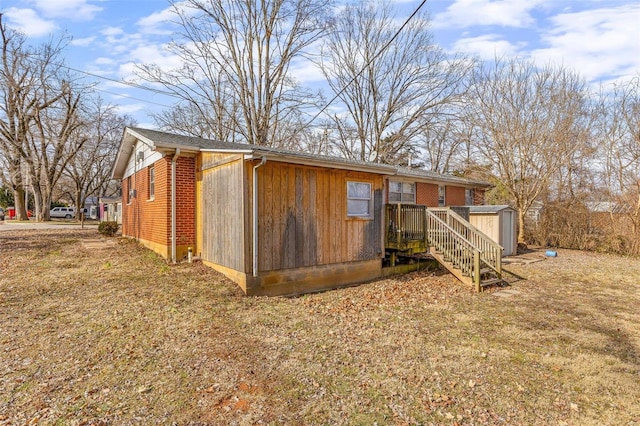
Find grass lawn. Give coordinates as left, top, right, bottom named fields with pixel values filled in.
left=0, top=229, right=639, bottom=425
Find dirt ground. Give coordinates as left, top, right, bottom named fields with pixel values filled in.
left=0, top=229, right=639, bottom=425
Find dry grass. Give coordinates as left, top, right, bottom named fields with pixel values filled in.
left=1, top=229, right=639, bottom=425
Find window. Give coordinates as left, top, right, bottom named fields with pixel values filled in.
left=438, top=185, right=446, bottom=207
left=347, top=181, right=372, bottom=217
left=389, top=181, right=415, bottom=203
left=465, top=188, right=474, bottom=206
left=126, top=176, right=132, bottom=204
left=148, top=165, right=155, bottom=200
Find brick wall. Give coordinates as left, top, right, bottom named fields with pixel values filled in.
left=446, top=186, right=466, bottom=206
left=415, top=182, right=471, bottom=207
left=416, top=183, right=439, bottom=206
left=121, top=156, right=196, bottom=258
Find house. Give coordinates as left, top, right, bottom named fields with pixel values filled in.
left=112, top=127, right=497, bottom=296
left=98, top=196, right=122, bottom=224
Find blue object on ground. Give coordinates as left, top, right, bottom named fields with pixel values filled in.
left=545, top=250, right=557, bottom=257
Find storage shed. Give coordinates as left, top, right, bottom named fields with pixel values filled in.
left=468, top=205, right=518, bottom=256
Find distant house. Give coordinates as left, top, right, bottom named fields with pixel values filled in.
left=112, top=127, right=499, bottom=296
left=98, top=196, right=122, bottom=224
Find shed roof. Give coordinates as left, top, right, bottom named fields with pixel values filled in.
left=113, top=127, right=491, bottom=188
left=468, top=205, right=515, bottom=214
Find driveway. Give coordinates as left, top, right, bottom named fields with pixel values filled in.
left=0, top=219, right=99, bottom=231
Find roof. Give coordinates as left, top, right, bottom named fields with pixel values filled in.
left=112, top=127, right=491, bottom=188
left=468, top=205, right=515, bottom=214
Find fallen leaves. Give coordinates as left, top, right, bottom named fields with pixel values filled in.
left=1, top=231, right=639, bottom=424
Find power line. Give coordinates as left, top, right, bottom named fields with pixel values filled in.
left=4, top=47, right=181, bottom=103
left=63, top=63, right=181, bottom=98
left=298, top=0, right=429, bottom=131
left=91, top=87, right=175, bottom=109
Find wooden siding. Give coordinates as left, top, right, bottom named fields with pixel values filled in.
left=198, top=153, right=246, bottom=272
left=256, top=161, right=383, bottom=272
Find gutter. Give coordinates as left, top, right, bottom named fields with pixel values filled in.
left=171, top=148, right=181, bottom=263
left=252, top=156, right=267, bottom=277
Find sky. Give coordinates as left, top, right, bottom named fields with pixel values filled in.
left=1, top=0, right=639, bottom=128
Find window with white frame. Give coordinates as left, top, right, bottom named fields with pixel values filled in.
left=438, top=185, right=446, bottom=206
left=388, top=181, right=415, bottom=203
left=347, top=181, right=372, bottom=217
left=148, top=165, right=155, bottom=200
left=126, top=176, right=132, bottom=204
left=465, top=188, right=474, bottom=205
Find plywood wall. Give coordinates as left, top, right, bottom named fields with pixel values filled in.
left=198, top=153, right=246, bottom=272
left=256, top=161, right=383, bottom=272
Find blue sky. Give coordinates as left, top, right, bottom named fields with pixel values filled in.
left=1, top=0, right=639, bottom=127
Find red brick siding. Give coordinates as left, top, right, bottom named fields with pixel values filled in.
left=121, top=156, right=196, bottom=255
left=446, top=186, right=466, bottom=206
left=414, top=182, right=468, bottom=206
left=175, top=157, right=196, bottom=246
left=473, top=188, right=485, bottom=205
left=416, top=183, right=439, bottom=206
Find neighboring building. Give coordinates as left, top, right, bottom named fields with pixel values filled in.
left=112, top=127, right=492, bottom=296
left=99, top=196, right=122, bottom=224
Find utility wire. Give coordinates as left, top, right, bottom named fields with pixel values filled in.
left=298, top=0, right=429, bottom=132
left=5, top=47, right=181, bottom=101
left=63, top=63, right=181, bottom=98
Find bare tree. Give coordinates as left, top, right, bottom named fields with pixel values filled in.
left=320, top=1, right=472, bottom=164
left=465, top=57, right=592, bottom=242
left=64, top=98, right=134, bottom=219
left=0, top=15, right=68, bottom=220
left=596, top=75, right=640, bottom=243
left=27, top=80, right=89, bottom=221
left=138, top=0, right=330, bottom=146
left=419, top=113, right=475, bottom=173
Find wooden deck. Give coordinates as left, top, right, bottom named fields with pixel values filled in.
left=384, top=204, right=503, bottom=291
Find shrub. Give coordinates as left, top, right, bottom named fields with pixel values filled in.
left=98, top=221, right=119, bottom=237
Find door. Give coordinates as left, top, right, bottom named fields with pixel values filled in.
left=501, top=210, right=516, bottom=256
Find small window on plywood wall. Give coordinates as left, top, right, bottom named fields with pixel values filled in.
left=347, top=181, right=372, bottom=218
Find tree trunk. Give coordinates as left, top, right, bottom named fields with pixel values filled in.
left=32, top=182, right=44, bottom=222
left=12, top=186, right=28, bottom=220
left=517, top=207, right=526, bottom=244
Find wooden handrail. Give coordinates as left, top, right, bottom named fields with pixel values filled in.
left=425, top=209, right=482, bottom=279
left=384, top=204, right=502, bottom=289
left=428, top=207, right=502, bottom=276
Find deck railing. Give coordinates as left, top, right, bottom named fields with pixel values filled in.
left=385, top=204, right=427, bottom=245
left=425, top=209, right=481, bottom=280
left=429, top=207, right=503, bottom=276
left=384, top=204, right=503, bottom=290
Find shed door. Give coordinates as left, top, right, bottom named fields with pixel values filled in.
left=501, top=210, right=516, bottom=256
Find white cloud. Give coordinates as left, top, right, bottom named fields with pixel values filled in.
left=532, top=4, right=640, bottom=81
left=136, top=2, right=196, bottom=35
left=433, top=0, right=549, bottom=29
left=452, top=34, right=526, bottom=59
left=94, top=57, right=115, bottom=65
left=289, top=59, right=325, bottom=84
left=71, top=36, right=95, bottom=46
left=3, top=7, right=57, bottom=37
left=136, top=5, right=175, bottom=35
left=101, top=26, right=124, bottom=37
left=29, top=0, right=102, bottom=20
